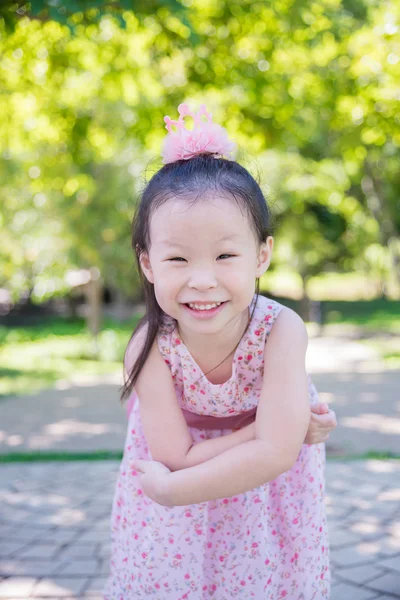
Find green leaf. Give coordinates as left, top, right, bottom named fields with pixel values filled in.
left=30, top=0, right=45, bottom=16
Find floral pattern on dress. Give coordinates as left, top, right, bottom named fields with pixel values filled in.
left=103, top=294, right=330, bottom=599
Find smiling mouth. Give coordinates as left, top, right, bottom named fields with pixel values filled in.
left=182, top=301, right=227, bottom=311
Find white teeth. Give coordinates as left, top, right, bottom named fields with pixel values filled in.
left=188, top=302, right=222, bottom=310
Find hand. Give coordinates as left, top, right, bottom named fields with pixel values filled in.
left=130, top=459, right=173, bottom=506
left=304, top=403, right=337, bottom=445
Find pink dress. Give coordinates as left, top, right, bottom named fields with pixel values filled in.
left=103, top=295, right=330, bottom=599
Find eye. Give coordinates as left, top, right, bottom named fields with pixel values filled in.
left=168, top=254, right=235, bottom=262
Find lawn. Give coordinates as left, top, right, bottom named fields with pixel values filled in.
left=0, top=316, right=140, bottom=398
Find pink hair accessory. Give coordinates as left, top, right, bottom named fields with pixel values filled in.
left=161, top=103, right=237, bottom=164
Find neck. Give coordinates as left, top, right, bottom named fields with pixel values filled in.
left=177, top=307, right=250, bottom=363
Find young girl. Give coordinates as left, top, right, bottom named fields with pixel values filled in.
left=103, top=104, right=337, bottom=600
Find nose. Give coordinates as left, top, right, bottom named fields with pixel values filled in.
left=187, top=266, right=218, bottom=291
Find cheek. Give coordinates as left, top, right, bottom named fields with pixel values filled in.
left=153, top=270, right=180, bottom=298
left=229, top=265, right=254, bottom=284
left=152, top=287, right=170, bottom=315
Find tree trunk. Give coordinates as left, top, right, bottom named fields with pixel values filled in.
left=85, top=269, right=103, bottom=354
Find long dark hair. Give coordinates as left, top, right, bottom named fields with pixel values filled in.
left=119, top=152, right=275, bottom=404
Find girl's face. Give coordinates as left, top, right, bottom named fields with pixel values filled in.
left=140, top=196, right=273, bottom=334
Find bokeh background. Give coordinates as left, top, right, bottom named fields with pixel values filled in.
left=0, top=2, right=400, bottom=598
left=1, top=0, right=399, bottom=396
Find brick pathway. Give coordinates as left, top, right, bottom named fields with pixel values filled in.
left=0, top=459, right=399, bottom=599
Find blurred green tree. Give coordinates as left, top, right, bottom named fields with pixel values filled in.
left=1, top=0, right=399, bottom=333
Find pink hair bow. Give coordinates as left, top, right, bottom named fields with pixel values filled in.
left=161, top=103, right=237, bottom=165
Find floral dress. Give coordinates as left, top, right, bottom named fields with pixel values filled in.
left=103, top=294, right=330, bottom=599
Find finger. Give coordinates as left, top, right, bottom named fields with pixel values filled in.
left=130, top=460, right=142, bottom=472
left=311, top=403, right=329, bottom=415
left=328, top=411, right=337, bottom=427
left=320, top=411, right=337, bottom=428
left=318, top=412, right=337, bottom=427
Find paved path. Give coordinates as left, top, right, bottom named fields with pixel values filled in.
left=0, top=330, right=399, bottom=598
left=0, top=459, right=399, bottom=599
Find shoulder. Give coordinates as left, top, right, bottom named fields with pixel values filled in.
left=266, top=304, right=308, bottom=354
left=276, top=305, right=308, bottom=334
left=124, top=313, right=175, bottom=372
left=255, top=295, right=307, bottom=334
left=254, top=294, right=285, bottom=321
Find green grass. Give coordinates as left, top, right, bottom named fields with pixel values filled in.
left=0, top=315, right=140, bottom=398
left=0, top=315, right=139, bottom=344
left=0, top=451, right=124, bottom=462
left=384, top=351, right=400, bottom=360
left=0, top=450, right=398, bottom=463
left=327, top=451, right=400, bottom=461
left=322, top=298, right=400, bottom=330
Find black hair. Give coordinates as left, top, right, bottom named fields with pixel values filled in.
left=119, top=152, right=275, bottom=404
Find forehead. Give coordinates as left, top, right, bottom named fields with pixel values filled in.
left=150, top=197, right=251, bottom=245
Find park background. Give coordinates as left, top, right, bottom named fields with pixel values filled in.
left=0, top=1, right=400, bottom=599
left=1, top=0, right=400, bottom=398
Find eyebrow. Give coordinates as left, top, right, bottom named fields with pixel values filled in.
left=160, top=235, right=243, bottom=248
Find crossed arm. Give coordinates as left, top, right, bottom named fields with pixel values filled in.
left=130, top=309, right=336, bottom=506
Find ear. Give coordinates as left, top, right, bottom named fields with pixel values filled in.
left=139, top=251, right=155, bottom=284
left=255, top=236, right=273, bottom=278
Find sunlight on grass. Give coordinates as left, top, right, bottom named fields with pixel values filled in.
left=360, top=338, right=400, bottom=369
left=0, top=318, right=140, bottom=398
